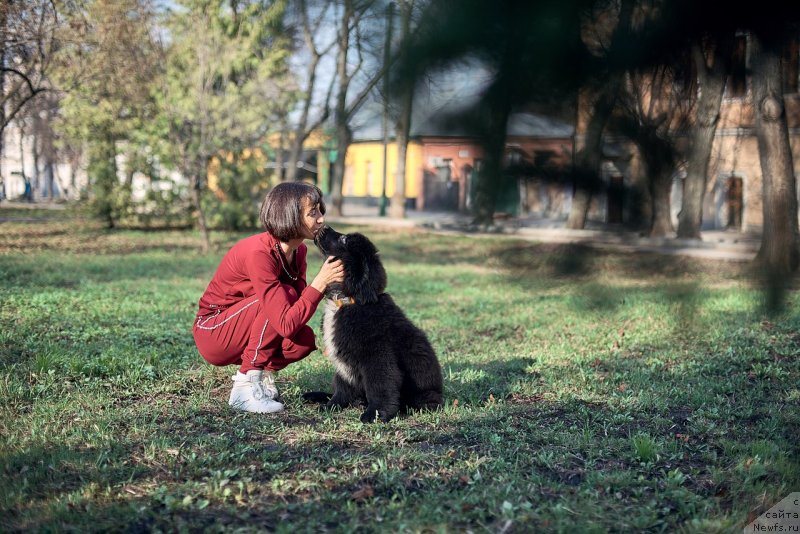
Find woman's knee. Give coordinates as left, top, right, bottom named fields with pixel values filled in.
left=284, top=325, right=316, bottom=353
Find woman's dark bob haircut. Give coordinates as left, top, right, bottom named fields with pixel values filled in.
left=260, top=182, right=326, bottom=242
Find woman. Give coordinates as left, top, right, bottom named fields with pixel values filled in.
left=193, top=182, right=344, bottom=413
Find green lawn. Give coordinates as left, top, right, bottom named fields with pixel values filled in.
left=1, top=208, right=798, bottom=533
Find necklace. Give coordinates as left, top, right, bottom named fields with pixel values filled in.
left=274, top=244, right=298, bottom=281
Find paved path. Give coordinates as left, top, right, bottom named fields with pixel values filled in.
left=325, top=206, right=760, bottom=262
left=1, top=201, right=760, bottom=261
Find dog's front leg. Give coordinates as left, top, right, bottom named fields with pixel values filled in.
left=326, top=373, right=364, bottom=410
left=360, top=368, right=401, bottom=423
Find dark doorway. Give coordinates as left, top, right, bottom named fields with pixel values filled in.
left=423, top=159, right=459, bottom=211
left=607, top=175, right=624, bottom=224
left=725, top=176, right=743, bottom=230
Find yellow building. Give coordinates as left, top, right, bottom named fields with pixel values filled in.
left=343, top=141, right=423, bottom=201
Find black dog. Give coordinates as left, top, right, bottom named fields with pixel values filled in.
left=306, top=225, right=444, bottom=422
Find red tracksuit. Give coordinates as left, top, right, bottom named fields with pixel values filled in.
left=192, top=232, right=324, bottom=373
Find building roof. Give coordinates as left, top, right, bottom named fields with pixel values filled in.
left=350, top=68, right=574, bottom=142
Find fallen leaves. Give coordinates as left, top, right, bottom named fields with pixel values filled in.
left=350, top=484, right=374, bottom=502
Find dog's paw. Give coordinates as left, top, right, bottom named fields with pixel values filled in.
left=324, top=399, right=347, bottom=411
left=302, top=391, right=333, bottom=404
left=359, top=408, right=378, bottom=423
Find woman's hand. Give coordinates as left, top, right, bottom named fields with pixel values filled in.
left=310, top=257, right=345, bottom=293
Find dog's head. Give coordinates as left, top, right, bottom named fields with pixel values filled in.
left=314, top=226, right=387, bottom=304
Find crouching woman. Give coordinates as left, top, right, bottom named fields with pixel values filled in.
left=192, top=182, right=344, bottom=413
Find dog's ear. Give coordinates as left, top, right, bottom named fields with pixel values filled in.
left=341, top=234, right=386, bottom=304
left=348, top=255, right=379, bottom=304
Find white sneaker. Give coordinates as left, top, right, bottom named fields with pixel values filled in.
left=261, top=371, right=280, bottom=400
left=228, top=370, right=284, bottom=413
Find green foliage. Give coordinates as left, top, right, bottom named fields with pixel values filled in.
left=203, top=153, right=275, bottom=231
left=1, top=211, right=798, bottom=532
left=131, top=184, right=193, bottom=228
left=86, top=136, right=122, bottom=227
left=155, top=0, right=295, bottom=176
left=52, top=0, right=162, bottom=227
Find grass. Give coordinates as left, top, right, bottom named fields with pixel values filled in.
left=1, top=206, right=798, bottom=533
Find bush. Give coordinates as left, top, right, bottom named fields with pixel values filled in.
left=203, top=152, right=275, bottom=231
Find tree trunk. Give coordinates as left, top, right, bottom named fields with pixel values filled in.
left=189, top=171, right=211, bottom=254
left=390, top=0, right=413, bottom=219
left=567, top=88, right=618, bottom=229
left=285, top=135, right=302, bottom=183
left=751, top=33, right=800, bottom=281
left=390, top=106, right=410, bottom=218
left=631, top=125, right=676, bottom=238
left=677, top=41, right=727, bottom=239
left=275, top=124, right=286, bottom=182
left=31, top=130, right=41, bottom=200
left=44, top=160, right=54, bottom=199
left=329, top=0, right=354, bottom=217
left=0, top=130, right=5, bottom=203
left=566, top=0, right=633, bottom=230
left=88, top=134, right=118, bottom=228
left=331, top=123, right=351, bottom=216
left=0, top=7, right=5, bottom=203
left=648, top=156, right=674, bottom=237
left=286, top=51, right=325, bottom=183
left=18, top=122, right=30, bottom=202
left=472, top=99, right=511, bottom=225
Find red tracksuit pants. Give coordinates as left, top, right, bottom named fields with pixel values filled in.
left=192, top=285, right=317, bottom=373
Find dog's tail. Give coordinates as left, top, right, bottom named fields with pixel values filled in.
left=302, top=391, right=333, bottom=404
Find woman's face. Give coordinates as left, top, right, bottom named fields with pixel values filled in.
left=299, top=197, right=325, bottom=241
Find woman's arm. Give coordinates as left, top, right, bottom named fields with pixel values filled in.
left=247, top=248, right=323, bottom=338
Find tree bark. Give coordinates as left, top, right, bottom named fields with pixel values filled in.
left=275, top=123, right=286, bottom=182
left=331, top=123, right=351, bottom=216
left=390, top=92, right=411, bottom=218
left=329, top=0, right=355, bottom=217
left=472, top=97, right=511, bottom=225
left=566, top=0, right=633, bottom=230
left=31, top=129, right=41, bottom=200
left=751, top=33, right=800, bottom=279
left=567, top=87, right=618, bottom=229
left=647, top=145, right=675, bottom=237
left=389, top=0, right=413, bottom=219
left=677, top=41, right=727, bottom=239
left=0, top=4, right=5, bottom=202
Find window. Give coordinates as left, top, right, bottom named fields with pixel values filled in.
left=534, top=150, right=555, bottom=167
left=436, top=159, right=452, bottom=181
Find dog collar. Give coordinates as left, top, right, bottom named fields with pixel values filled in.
left=333, top=296, right=356, bottom=308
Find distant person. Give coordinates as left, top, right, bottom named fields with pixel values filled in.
left=192, top=182, right=345, bottom=413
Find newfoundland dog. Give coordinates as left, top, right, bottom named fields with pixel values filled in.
left=306, top=225, right=444, bottom=422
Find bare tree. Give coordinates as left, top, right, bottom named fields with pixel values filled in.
left=329, top=0, right=388, bottom=216
left=566, top=0, right=633, bottom=230
left=388, top=0, right=415, bottom=218
left=1, top=1, right=58, bottom=131
left=1, top=0, right=60, bottom=190
left=614, top=60, right=695, bottom=237
left=676, top=38, right=729, bottom=239
left=284, top=0, right=336, bottom=182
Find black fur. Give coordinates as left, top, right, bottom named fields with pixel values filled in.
left=309, top=226, right=444, bottom=423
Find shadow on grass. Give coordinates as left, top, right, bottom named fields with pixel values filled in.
left=0, top=254, right=217, bottom=290
left=4, top=329, right=798, bottom=532
left=1, top=442, right=154, bottom=531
